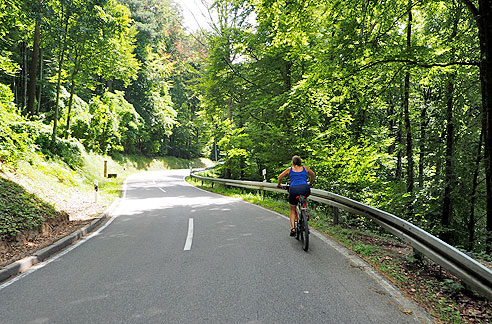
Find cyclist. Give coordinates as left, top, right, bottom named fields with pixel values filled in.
left=277, top=155, right=315, bottom=236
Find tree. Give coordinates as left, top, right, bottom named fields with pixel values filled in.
left=460, top=0, right=492, bottom=253
left=63, top=0, right=139, bottom=138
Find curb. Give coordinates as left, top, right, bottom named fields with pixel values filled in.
left=0, top=198, right=120, bottom=283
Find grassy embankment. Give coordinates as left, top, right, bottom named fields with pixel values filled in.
left=186, top=176, right=491, bottom=324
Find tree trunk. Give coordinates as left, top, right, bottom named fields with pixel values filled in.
left=441, top=8, right=460, bottom=243
left=479, top=0, right=492, bottom=254
left=404, top=2, right=414, bottom=193
left=52, top=11, right=70, bottom=144
left=388, top=101, right=395, bottom=154
left=396, top=111, right=403, bottom=179
left=435, top=130, right=444, bottom=184
left=27, top=19, right=41, bottom=116
left=462, top=0, right=492, bottom=253
left=13, top=75, right=18, bottom=107
left=36, top=48, right=43, bottom=115
left=65, top=77, right=76, bottom=138
left=225, top=99, right=232, bottom=179
left=65, top=52, right=80, bottom=138
left=23, top=41, right=28, bottom=111
left=441, top=74, right=456, bottom=242
left=469, top=127, right=484, bottom=251
left=419, top=89, right=430, bottom=188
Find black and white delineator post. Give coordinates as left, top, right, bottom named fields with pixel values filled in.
left=94, top=180, right=99, bottom=203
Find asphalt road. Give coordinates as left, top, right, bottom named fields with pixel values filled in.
left=0, top=170, right=430, bottom=324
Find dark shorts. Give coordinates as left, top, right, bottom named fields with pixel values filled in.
left=289, top=184, right=311, bottom=205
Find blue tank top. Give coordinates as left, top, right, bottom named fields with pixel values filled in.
left=289, top=167, right=308, bottom=187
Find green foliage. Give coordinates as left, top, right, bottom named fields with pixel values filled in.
left=0, top=84, right=36, bottom=164
left=0, top=177, right=64, bottom=240
left=353, top=243, right=382, bottom=257
left=83, top=91, right=123, bottom=153
left=195, top=0, right=489, bottom=253
left=36, top=128, right=84, bottom=168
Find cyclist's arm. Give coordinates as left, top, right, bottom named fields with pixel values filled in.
left=277, top=168, right=290, bottom=188
left=306, top=167, right=315, bottom=185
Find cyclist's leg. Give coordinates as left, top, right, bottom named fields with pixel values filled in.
left=288, top=191, right=299, bottom=236
left=289, top=204, right=296, bottom=229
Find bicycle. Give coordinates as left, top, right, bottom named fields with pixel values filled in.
left=281, top=184, right=310, bottom=251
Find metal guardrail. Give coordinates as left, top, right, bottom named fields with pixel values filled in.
left=190, top=170, right=492, bottom=300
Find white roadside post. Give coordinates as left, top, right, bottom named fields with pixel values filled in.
left=262, top=169, right=267, bottom=199
left=94, top=180, right=99, bottom=203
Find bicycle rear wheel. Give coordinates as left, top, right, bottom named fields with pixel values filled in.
left=295, top=220, right=300, bottom=240
left=300, top=210, right=309, bottom=251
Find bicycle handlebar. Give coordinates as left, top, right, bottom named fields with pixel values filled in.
left=278, top=182, right=313, bottom=190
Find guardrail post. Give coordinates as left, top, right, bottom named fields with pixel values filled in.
left=201, top=180, right=203, bottom=186
left=412, top=248, right=423, bottom=262
left=333, top=206, right=339, bottom=225
left=211, top=182, right=214, bottom=188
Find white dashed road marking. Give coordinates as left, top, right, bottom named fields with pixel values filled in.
left=184, top=218, right=194, bottom=251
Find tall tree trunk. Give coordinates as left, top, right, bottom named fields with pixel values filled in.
left=225, top=98, right=232, bottom=179
left=65, top=77, right=76, bottom=138
left=435, top=130, right=444, bottom=184
left=419, top=89, right=430, bottom=188
left=27, top=19, right=41, bottom=116
left=441, top=9, right=460, bottom=243
left=52, top=11, right=70, bottom=144
left=65, top=51, right=80, bottom=138
left=480, top=0, right=492, bottom=254
left=404, top=1, right=414, bottom=194
left=388, top=101, right=395, bottom=154
left=462, top=0, right=492, bottom=253
left=36, top=48, right=43, bottom=115
left=396, top=111, right=403, bottom=179
left=441, top=73, right=456, bottom=242
left=23, top=41, right=28, bottom=111
left=13, top=75, right=18, bottom=107
left=469, top=127, right=484, bottom=251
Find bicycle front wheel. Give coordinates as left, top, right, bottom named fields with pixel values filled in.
left=300, top=210, right=309, bottom=251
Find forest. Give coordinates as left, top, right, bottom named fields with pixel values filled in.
left=1, top=0, right=491, bottom=256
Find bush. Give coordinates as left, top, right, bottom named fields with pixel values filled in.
left=35, top=128, right=84, bottom=169
left=0, top=84, right=36, bottom=165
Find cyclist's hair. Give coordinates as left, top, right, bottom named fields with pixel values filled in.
left=292, top=155, right=302, bottom=166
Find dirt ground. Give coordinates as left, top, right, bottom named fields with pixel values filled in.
left=349, top=230, right=492, bottom=323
